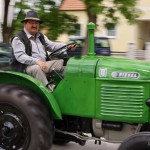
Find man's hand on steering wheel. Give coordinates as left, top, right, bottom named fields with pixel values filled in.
left=49, top=42, right=77, bottom=58
left=67, top=44, right=77, bottom=51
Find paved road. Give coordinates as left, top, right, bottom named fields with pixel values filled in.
left=52, top=141, right=120, bottom=150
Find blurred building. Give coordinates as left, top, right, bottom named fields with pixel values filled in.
left=58, top=0, right=150, bottom=53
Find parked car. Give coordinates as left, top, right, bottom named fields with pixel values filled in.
left=0, top=43, right=12, bottom=70
left=67, top=36, right=111, bottom=57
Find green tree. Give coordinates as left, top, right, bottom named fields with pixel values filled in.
left=12, top=0, right=77, bottom=41
left=83, top=0, right=140, bottom=26
left=11, top=1, right=31, bottom=37
left=2, top=0, right=77, bottom=42
left=81, top=0, right=141, bottom=54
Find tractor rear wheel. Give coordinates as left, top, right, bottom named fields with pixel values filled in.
left=118, top=132, right=150, bottom=150
left=0, top=84, right=54, bottom=150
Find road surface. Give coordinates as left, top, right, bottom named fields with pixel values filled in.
left=52, top=141, right=120, bottom=150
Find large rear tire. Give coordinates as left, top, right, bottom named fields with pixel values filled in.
left=118, top=132, right=150, bottom=150
left=0, top=84, right=54, bottom=150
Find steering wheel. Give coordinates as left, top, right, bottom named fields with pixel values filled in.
left=49, top=42, right=76, bottom=58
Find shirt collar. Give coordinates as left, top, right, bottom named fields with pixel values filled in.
left=24, top=28, right=40, bottom=39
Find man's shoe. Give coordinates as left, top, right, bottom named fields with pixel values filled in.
left=47, top=84, right=55, bottom=92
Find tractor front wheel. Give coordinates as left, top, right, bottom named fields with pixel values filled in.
left=0, top=84, right=54, bottom=150
left=118, top=132, right=150, bottom=150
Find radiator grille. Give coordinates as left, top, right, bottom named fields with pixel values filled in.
left=100, top=84, right=145, bottom=118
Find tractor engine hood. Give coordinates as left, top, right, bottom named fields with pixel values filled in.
left=96, top=57, right=150, bottom=81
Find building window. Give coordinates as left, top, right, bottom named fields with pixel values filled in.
left=72, top=23, right=81, bottom=36
left=106, top=25, right=117, bottom=38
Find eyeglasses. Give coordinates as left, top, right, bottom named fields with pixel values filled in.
left=27, top=21, right=39, bottom=25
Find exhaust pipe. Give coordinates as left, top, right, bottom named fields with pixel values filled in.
left=87, top=22, right=96, bottom=56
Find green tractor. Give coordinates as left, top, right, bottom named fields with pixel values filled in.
left=1, top=23, right=150, bottom=150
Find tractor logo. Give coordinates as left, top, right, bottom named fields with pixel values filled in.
left=111, top=72, right=140, bottom=78
left=99, top=68, right=107, bottom=77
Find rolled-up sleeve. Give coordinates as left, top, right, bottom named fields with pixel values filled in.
left=12, top=37, right=39, bottom=65
left=44, top=35, right=66, bottom=52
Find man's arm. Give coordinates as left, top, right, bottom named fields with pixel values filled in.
left=44, top=35, right=66, bottom=51
left=44, top=35, right=76, bottom=52
left=12, top=37, right=39, bottom=65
